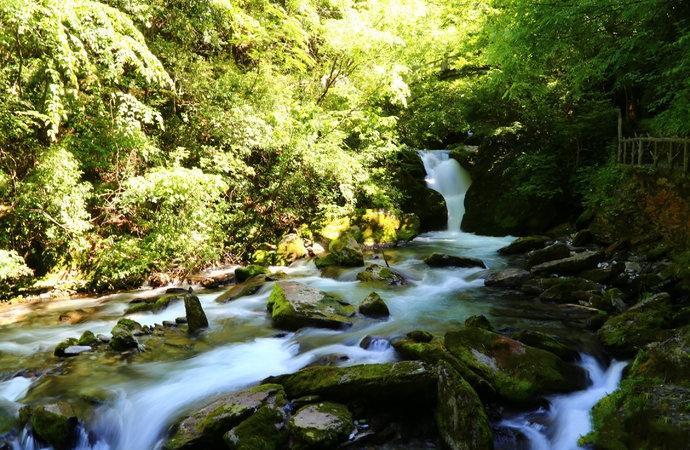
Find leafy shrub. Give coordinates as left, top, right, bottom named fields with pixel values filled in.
left=0, top=250, right=33, bottom=297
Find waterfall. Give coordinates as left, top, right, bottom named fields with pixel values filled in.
left=418, top=150, right=471, bottom=232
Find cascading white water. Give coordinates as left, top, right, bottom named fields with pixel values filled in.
left=418, top=150, right=472, bottom=232
left=500, top=354, right=627, bottom=450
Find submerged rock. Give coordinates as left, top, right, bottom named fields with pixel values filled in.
left=424, top=253, right=486, bottom=269
left=184, top=294, right=209, bottom=333
left=484, top=268, right=530, bottom=288
left=267, top=282, right=354, bottom=330
left=498, top=236, right=550, bottom=255
left=358, top=292, right=390, bottom=318
left=436, top=360, right=493, bottom=450
left=18, top=405, right=78, bottom=450
left=288, top=402, right=353, bottom=448
left=314, top=235, right=364, bottom=268
left=531, top=250, right=604, bottom=275
left=265, top=361, right=435, bottom=406
left=164, top=384, right=286, bottom=450
left=356, top=264, right=406, bottom=286
left=235, top=265, right=269, bottom=283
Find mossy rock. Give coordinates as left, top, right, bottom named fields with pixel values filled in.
left=498, top=236, right=550, bottom=255
left=0, top=399, right=18, bottom=435
left=424, top=253, right=486, bottom=269
left=276, top=233, right=308, bottom=265
left=627, top=326, right=690, bottom=386
left=77, top=330, right=99, bottom=346
left=355, top=264, right=406, bottom=286
left=54, top=338, right=79, bottom=357
left=531, top=250, right=604, bottom=275
left=509, top=330, right=579, bottom=361
left=581, top=379, right=690, bottom=450
left=109, top=318, right=142, bottom=351
left=358, top=292, right=389, bottom=318
left=315, top=236, right=364, bottom=268
left=265, top=361, right=435, bottom=407
left=125, top=294, right=182, bottom=315
left=436, top=360, right=493, bottom=450
left=216, top=276, right=267, bottom=303
left=184, top=294, right=208, bottom=333
left=223, top=405, right=287, bottom=450
left=235, top=265, right=269, bottom=283
left=164, top=384, right=286, bottom=450
left=288, top=402, right=353, bottom=449
left=464, top=315, right=493, bottom=331
left=444, top=327, right=586, bottom=405
left=267, top=282, right=354, bottom=330
left=598, top=292, right=678, bottom=357
left=19, top=405, right=78, bottom=450
left=526, top=242, right=570, bottom=267
left=484, top=268, right=531, bottom=288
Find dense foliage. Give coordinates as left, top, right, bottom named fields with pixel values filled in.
left=1, top=0, right=688, bottom=292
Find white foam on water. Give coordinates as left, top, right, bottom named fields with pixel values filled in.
left=500, top=354, right=627, bottom=450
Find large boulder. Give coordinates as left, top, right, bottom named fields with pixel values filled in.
left=498, top=236, right=550, bottom=255
left=314, top=235, right=364, bottom=268
left=18, top=405, right=78, bottom=450
left=436, top=361, right=493, bottom=450
left=424, top=253, right=486, bottom=269
left=508, top=330, right=579, bottom=361
left=484, top=268, right=531, bottom=288
left=288, top=402, right=353, bottom=448
left=276, top=234, right=308, bottom=265
left=531, top=250, right=604, bottom=275
left=358, top=292, right=390, bottom=318
left=164, top=384, right=286, bottom=450
left=267, top=282, right=355, bottom=330
left=521, top=276, right=599, bottom=296
left=355, top=264, right=406, bottom=286
left=537, top=277, right=603, bottom=304
left=597, top=293, right=680, bottom=357
left=443, top=327, right=586, bottom=404
left=265, top=361, right=435, bottom=407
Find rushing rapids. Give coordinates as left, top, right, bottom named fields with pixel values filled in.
left=0, top=155, right=626, bottom=450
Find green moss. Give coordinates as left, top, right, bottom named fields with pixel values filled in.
left=464, top=315, right=493, bottom=331
left=216, top=277, right=266, bottom=303
left=267, top=282, right=354, bottom=330
left=77, top=330, right=98, bottom=346
left=289, top=402, right=353, bottom=448
left=20, top=406, right=77, bottom=450
left=124, top=294, right=180, bottom=315
left=355, top=264, right=405, bottom=285
left=223, top=405, right=287, bottom=450
left=54, top=338, right=79, bottom=357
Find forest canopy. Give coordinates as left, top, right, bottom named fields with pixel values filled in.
left=1, top=0, right=688, bottom=292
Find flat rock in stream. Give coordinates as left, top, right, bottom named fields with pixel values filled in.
left=526, top=242, right=570, bottom=267
left=498, top=236, right=550, bottom=255
left=424, top=253, right=486, bottom=269
left=531, top=250, right=604, bottom=275
left=164, top=384, right=286, bottom=450
left=356, top=264, right=407, bottom=285
left=267, top=282, right=355, bottom=330
left=484, top=268, right=531, bottom=288
left=265, top=361, right=435, bottom=406
left=288, top=402, right=353, bottom=448
left=215, top=276, right=267, bottom=303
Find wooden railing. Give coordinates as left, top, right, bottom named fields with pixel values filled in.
left=617, top=112, right=689, bottom=174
